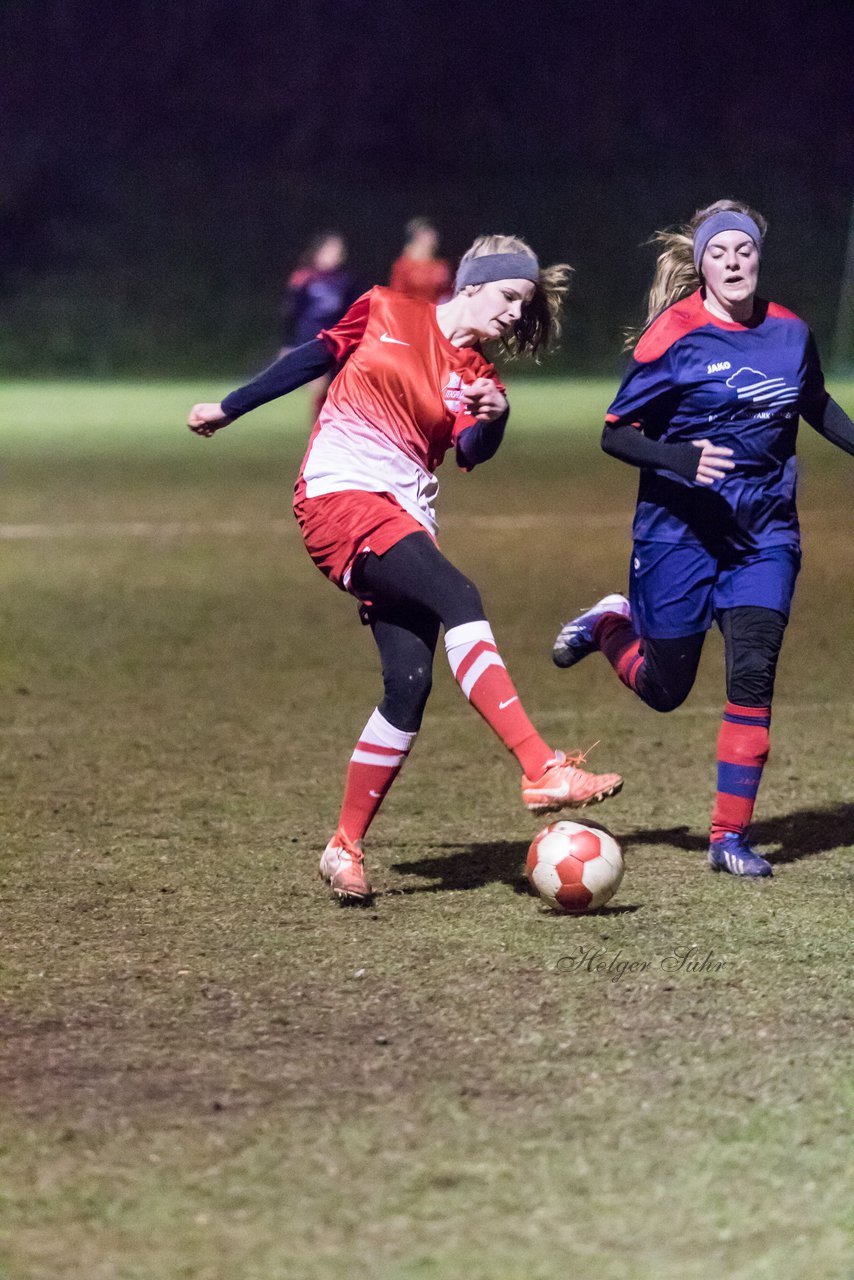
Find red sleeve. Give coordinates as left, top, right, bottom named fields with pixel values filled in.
left=318, top=290, right=372, bottom=362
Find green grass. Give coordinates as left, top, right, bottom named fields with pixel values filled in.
left=1, top=379, right=852, bottom=1279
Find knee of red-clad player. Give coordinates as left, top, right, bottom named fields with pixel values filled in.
left=380, top=661, right=434, bottom=733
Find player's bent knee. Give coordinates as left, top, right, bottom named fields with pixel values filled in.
left=643, top=685, right=692, bottom=713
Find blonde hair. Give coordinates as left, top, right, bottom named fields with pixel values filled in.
left=457, top=234, right=573, bottom=359
left=625, top=199, right=768, bottom=349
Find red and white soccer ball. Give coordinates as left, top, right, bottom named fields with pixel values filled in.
left=525, top=820, right=624, bottom=913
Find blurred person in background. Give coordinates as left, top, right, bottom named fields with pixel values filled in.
left=189, top=234, right=623, bottom=905
left=281, top=231, right=361, bottom=417
left=552, top=199, right=854, bottom=879
left=389, top=217, right=453, bottom=304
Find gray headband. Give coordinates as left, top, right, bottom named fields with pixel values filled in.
left=693, top=212, right=762, bottom=272
left=455, top=251, right=540, bottom=291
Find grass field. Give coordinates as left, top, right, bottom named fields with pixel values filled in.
left=1, top=378, right=852, bottom=1280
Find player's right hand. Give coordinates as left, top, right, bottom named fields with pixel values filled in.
left=462, top=377, right=508, bottom=423
left=188, top=403, right=234, bottom=437
left=691, top=439, right=735, bottom=485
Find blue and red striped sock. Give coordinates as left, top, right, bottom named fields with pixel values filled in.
left=710, top=702, right=771, bottom=842
left=595, top=614, right=644, bottom=691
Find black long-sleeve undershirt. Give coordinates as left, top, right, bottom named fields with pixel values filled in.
left=601, top=421, right=701, bottom=480
left=802, top=396, right=854, bottom=456
left=455, top=408, right=509, bottom=470
left=221, top=338, right=334, bottom=418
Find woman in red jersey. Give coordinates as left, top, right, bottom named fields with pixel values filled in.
left=389, top=217, right=453, bottom=304
left=189, top=234, right=622, bottom=903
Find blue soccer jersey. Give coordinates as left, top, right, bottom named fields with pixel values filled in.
left=606, top=290, right=827, bottom=551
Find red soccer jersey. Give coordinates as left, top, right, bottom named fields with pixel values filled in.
left=297, top=287, right=503, bottom=535
left=389, top=256, right=453, bottom=304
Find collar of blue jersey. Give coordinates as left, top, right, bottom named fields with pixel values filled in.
left=455, top=252, right=540, bottom=291
left=693, top=213, right=762, bottom=272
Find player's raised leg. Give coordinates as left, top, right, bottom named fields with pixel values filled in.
left=552, top=593, right=632, bottom=668
left=443, top=620, right=621, bottom=809
left=358, top=534, right=623, bottom=811
left=555, top=546, right=710, bottom=715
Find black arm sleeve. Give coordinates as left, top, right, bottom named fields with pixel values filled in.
left=221, top=338, right=335, bottom=419
left=455, top=407, right=509, bottom=470
left=601, top=421, right=701, bottom=481
left=802, top=396, right=854, bottom=458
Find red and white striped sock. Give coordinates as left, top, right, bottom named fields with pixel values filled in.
left=444, top=621, right=552, bottom=779
left=337, top=709, right=416, bottom=842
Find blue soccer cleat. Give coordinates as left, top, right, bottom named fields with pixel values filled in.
left=552, top=593, right=631, bottom=669
left=708, top=832, right=773, bottom=877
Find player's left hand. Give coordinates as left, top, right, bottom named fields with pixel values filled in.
left=462, top=378, right=508, bottom=422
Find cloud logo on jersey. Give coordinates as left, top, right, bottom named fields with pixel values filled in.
left=725, top=366, right=799, bottom=409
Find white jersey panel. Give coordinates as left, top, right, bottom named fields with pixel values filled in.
left=302, top=412, right=440, bottom=536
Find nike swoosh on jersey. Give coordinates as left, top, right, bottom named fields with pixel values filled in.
left=380, top=332, right=410, bottom=345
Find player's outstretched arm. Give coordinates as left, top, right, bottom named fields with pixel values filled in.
left=206, top=338, right=337, bottom=429
left=188, top=339, right=336, bottom=437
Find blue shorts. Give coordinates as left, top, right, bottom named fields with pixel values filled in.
left=629, top=541, right=801, bottom=639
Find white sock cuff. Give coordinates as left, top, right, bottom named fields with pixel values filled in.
left=444, top=620, right=495, bottom=655
left=363, top=708, right=417, bottom=752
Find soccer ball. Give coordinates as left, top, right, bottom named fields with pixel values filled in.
left=525, top=820, right=624, bottom=913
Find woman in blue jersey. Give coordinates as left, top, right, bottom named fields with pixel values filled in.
left=552, top=199, right=854, bottom=877
left=280, top=232, right=361, bottom=419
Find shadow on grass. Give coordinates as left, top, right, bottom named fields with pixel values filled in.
left=388, top=840, right=528, bottom=894
left=388, top=841, right=641, bottom=912
left=624, top=802, right=854, bottom=865
left=392, top=802, right=854, bottom=896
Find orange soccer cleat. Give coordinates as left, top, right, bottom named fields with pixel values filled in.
left=521, top=748, right=623, bottom=813
left=319, top=830, right=373, bottom=903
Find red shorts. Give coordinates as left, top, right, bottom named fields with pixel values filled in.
left=293, top=488, right=432, bottom=595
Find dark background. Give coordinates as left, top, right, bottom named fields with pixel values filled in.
left=1, top=0, right=852, bottom=375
